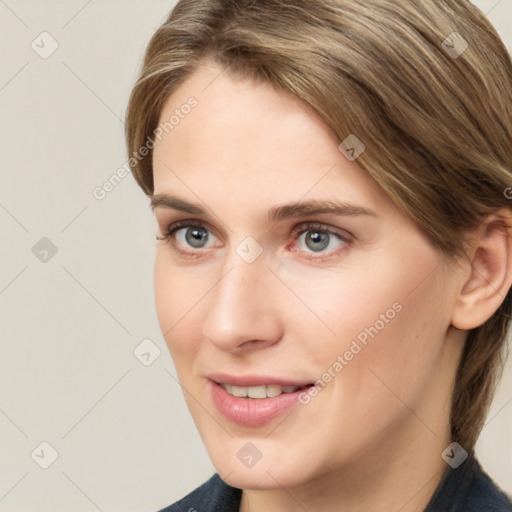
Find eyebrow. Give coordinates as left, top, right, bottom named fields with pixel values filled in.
left=150, top=194, right=378, bottom=221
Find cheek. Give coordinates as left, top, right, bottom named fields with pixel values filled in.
left=287, top=249, right=450, bottom=397
left=279, top=260, right=407, bottom=353
left=153, top=251, right=207, bottom=361
left=154, top=252, right=176, bottom=337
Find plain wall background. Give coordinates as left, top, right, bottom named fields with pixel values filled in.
left=0, top=1, right=510, bottom=510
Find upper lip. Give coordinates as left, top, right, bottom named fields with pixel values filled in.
left=208, top=373, right=313, bottom=387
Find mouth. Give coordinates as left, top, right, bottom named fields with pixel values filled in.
left=208, top=374, right=315, bottom=427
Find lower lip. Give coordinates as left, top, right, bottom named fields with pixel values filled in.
left=209, top=381, right=307, bottom=427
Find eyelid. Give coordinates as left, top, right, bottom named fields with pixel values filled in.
left=156, top=219, right=222, bottom=260
left=286, top=221, right=353, bottom=260
left=157, top=218, right=219, bottom=240
left=290, top=221, right=353, bottom=241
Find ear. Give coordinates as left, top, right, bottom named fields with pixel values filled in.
left=451, top=209, right=512, bottom=331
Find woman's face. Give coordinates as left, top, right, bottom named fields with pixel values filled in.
left=152, top=62, right=463, bottom=489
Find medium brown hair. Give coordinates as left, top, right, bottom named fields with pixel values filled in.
left=125, top=0, right=512, bottom=450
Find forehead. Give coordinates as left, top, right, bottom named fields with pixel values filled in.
left=151, top=62, right=390, bottom=215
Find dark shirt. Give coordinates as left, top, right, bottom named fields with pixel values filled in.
left=159, top=456, right=512, bottom=511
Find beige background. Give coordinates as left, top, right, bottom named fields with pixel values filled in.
left=0, top=1, right=510, bottom=511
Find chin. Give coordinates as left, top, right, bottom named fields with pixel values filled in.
left=220, top=462, right=304, bottom=491
left=204, top=437, right=319, bottom=491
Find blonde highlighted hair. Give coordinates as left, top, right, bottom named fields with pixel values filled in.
left=125, top=0, right=512, bottom=450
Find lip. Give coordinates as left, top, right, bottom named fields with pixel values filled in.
left=208, top=374, right=313, bottom=427
left=208, top=373, right=312, bottom=388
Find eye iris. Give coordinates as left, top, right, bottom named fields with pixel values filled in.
left=186, top=227, right=208, bottom=248
left=305, top=230, right=330, bottom=252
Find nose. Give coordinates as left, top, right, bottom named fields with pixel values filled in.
left=202, top=255, right=283, bottom=352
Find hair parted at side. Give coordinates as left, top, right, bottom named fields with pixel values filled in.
left=125, top=0, right=512, bottom=450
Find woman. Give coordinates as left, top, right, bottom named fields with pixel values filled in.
left=125, top=0, right=512, bottom=510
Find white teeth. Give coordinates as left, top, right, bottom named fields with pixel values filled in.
left=266, top=385, right=282, bottom=398
left=220, top=383, right=301, bottom=398
left=231, top=385, right=248, bottom=397
left=247, top=385, right=267, bottom=399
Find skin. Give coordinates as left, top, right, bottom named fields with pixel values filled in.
left=151, top=61, right=512, bottom=512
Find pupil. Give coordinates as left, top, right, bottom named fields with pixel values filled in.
left=306, top=231, right=329, bottom=252
left=186, top=227, right=208, bottom=248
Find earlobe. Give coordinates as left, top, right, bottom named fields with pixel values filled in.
left=451, top=210, right=512, bottom=331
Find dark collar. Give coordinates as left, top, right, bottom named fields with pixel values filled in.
left=425, top=455, right=511, bottom=511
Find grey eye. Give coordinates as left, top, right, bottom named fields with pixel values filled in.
left=296, top=227, right=347, bottom=255
left=176, top=226, right=211, bottom=248
left=186, top=227, right=209, bottom=247
left=304, top=231, right=330, bottom=252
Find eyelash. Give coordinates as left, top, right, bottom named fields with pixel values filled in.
left=156, top=220, right=352, bottom=260
left=156, top=220, right=214, bottom=260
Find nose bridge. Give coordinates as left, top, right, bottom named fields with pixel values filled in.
left=218, top=257, right=260, bottom=308
left=202, top=249, right=281, bottom=350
